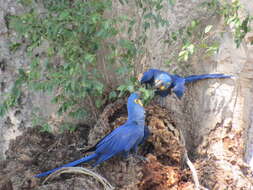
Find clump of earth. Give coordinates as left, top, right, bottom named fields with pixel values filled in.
left=0, top=99, right=194, bottom=190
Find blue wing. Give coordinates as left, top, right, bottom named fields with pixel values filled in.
left=95, top=123, right=144, bottom=154
left=141, top=69, right=169, bottom=83
left=35, top=93, right=146, bottom=178
left=184, top=74, right=231, bottom=84
left=140, top=69, right=156, bottom=84
left=140, top=126, right=150, bottom=145
left=171, top=76, right=186, bottom=99
left=85, top=123, right=132, bottom=153
left=36, top=123, right=145, bottom=177
left=35, top=153, right=98, bottom=178
left=84, top=126, right=124, bottom=153
left=93, top=123, right=144, bottom=166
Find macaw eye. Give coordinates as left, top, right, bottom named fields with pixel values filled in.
left=160, top=86, right=166, bottom=90
left=154, top=80, right=163, bottom=88
left=134, top=99, right=143, bottom=107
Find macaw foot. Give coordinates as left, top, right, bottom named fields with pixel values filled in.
left=172, top=93, right=182, bottom=101
left=124, top=154, right=148, bottom=164
left=155, top=97, right=167, bottom=107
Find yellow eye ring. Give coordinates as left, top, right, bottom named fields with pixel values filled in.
left=155, top=79, right=161, bottom=84
left=134, top=99, right=143, bottom=107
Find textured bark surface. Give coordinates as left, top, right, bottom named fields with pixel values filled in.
left=196, top=122, right=253, bottom=189
left=1, top=0, right=253, bottom=189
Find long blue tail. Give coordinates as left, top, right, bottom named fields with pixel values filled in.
left=35, top=153, right=97, bottom=178
left=184, top=74, right=231, bottom=84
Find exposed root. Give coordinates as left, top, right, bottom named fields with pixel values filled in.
left=179, top=129, right=208, bottom=190
left=184, top=152, right=200, bottom=190
left=0, top=102, right=195, bottom=189
left=42, top=167, right=114, bottom=190
left=200, top=185, right=209, bottom=190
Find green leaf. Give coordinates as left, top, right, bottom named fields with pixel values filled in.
left=206, top=43, right=219, bottom=55
left=143, top=22, right=151, bottom=31
left=178, top=50, right=189, bottom=61
left=40, top=123, right=52, bottom=133
left=9, top=42, right=22, bottom=52
left=84, top=54, right=95, bottom=63
left=95, top=99, right=103, bottom=108
left=164, top=59, right=172, bottom=65
left=117, top=85, right=127, bottom=91
left=191, top=20, right=197, bottom=29
left=187, top=44, right=195, bottom=54
left=0, top=104, right=7, bottom=117
left=144, top=13, right=154, bottom=20
left=109, top=91, right=117, bottom=99
left=60, top=123, right=77, bottom=133
left=127, top=85, right=135, bottom=92
left=168, top=0, right=176, bottom=7
left=69, top=108, right=87, bottom=119
left=117, top=0, right=128, bottom=5
left=18, top=0, right=33, bottom=6
left=204, top=25, right=213, bottom=34
left=59, top=11, right=70, bottom=20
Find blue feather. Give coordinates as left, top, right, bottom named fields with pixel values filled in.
left=140, top=69, right=232, bottom=99
left=184, top=74, right=232, bottom=83
left=35, top=93, right=147, bottom=178
left=35, top=153, right=97, bottom=178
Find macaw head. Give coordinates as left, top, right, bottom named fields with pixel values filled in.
left=154, top=73, right=172, bottom=91
left=127, top=92, right=145, bottom=126
left=127, top=92, right=144, bottom=110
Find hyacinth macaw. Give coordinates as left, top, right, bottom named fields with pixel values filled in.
left=35, top=93, right=148, bottom=178
left=140, top=68, right=232, bottom=99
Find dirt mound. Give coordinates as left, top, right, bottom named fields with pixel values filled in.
left=0, top=100, right=194, bottom=190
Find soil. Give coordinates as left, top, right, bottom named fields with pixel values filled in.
left=0, top=100, right=194, bottom=190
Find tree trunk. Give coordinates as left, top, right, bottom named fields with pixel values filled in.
left=0, top=0, right=253, bottom=189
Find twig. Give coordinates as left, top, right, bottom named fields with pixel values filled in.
left=184, top=151, right=200, bottom=190
left=200, top=185, right=210, bottom=190
left=178, top=129, right=209, bottom=190
left=42, top=167, right=114, bottom=190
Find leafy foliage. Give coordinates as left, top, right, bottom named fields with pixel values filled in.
left=117, top=76, right=155, bottom=105
left=116, top=0, right=169, bottom=101
left=205, top=0, right=253, bottom=48
left=1, top=0, right=164, bottom=121
left=164, top=0, right=252, bottom=71
left=0, top=0, right=252, bottom=132
left=4, top=0, right=118, bottom=119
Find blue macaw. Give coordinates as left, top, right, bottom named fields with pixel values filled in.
left=35, top=93, right=148, bottom=178
left=140, top=69, right=232, bottom=99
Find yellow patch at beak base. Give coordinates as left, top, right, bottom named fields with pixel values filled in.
left=159, top=86, right=166, bottom=90
left=134, top=99, right=143, bottom=107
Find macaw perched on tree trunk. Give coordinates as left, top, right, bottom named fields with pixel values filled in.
left=140, top=69, right=232, bottom=99
left=35, top=93, right=149, bottom=178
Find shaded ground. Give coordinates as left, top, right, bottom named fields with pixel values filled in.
left=0, top=99, right=194, bottom=190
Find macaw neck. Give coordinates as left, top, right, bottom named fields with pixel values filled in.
left=127, top=118, right=145, bottom=126
left=127, top=105, right=145, bottom=126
